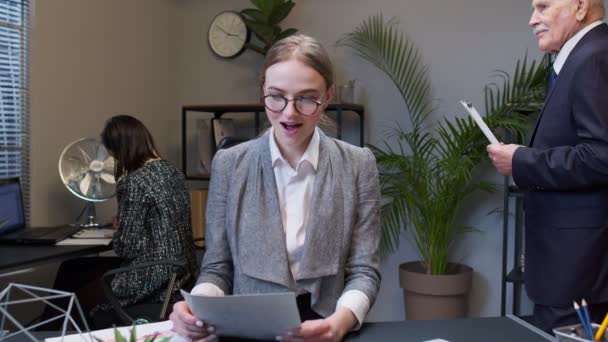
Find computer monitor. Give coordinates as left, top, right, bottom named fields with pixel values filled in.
left=0, top=178, right=25, bottom=235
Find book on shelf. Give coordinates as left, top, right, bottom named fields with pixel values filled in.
left=212, top=118, right=236, bottom=147
left=196, top=119, right=212, bottom=176
left=190, top=189, right=208, bottom=248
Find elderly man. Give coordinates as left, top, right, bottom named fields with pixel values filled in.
left=487, top=0, right=608, bottom=333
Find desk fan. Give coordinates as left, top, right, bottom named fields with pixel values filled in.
left=58, top=138, right=116, bottom=227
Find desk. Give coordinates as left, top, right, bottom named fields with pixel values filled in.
left=0, top=244, right=110, bottom=274
left=3, top=316, right=552, bottom=342
left=346, top=315, right=552, bottom=342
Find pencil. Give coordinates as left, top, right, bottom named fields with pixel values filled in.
left=583, top=300, right=595, bottom=339
left=595, top=312, right=608, bottom=341
left=575, top=301, right=594, bottom=340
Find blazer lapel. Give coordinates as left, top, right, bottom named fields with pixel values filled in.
left=297, top=132, right=343, bottom=281
left=529, top=72, right=560, bottom=146
left=237, top=133, right=293, bottom=287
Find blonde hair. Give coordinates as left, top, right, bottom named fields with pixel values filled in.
left=260, top=34, right=334, bottom=95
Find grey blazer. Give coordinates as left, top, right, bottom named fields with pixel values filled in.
left=197, top=130, right=381, bottom=317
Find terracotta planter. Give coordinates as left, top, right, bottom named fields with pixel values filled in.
left=399, top=261, right=473, bottom=320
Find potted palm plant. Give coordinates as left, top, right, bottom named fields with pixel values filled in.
left=338, top=15, right=548, bottom=319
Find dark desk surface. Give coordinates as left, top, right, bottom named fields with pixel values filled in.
left=0, top=244, right=110, bottom=272
left=346, top=316, right=552, bottom=342
left=2, top=316, right=552, bottom=342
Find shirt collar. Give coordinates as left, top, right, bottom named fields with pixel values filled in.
left=269, top=127, right=320, bottom=171
left=553, top=21, right=604, bottom=75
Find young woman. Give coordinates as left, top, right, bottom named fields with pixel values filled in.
left=99, top=115, right=198, bottom=310
left=51, top=115, right=198, bottom=328
left=170, top=35, right=381, bottom=342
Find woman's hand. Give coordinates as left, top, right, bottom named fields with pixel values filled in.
left=103, top=215, right=119, bottom=238
left=111, top=215, right=119, bottom=231
left=169, top=301, right=216, bottom=341
left=279, top=308, right=357, bottom=342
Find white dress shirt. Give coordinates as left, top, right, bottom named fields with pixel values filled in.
left=553, top=21, right=604, bottom=75
left=192, top=127, right=370, bottom=327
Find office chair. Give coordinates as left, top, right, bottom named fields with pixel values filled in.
left=100, top=259, right=191, bottom=326
left=193, top=237, right=206, bottom=264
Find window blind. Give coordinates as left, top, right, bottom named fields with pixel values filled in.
left=0, top=0, right=29, bottom=221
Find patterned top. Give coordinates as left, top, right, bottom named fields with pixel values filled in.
left=110, top=159, right=197, bottom=308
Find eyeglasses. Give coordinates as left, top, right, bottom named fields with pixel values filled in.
left=262, top=94, right=325, bottom=116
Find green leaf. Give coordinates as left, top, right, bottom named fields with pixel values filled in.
left=272, top=25, right=281, bottom=37
left=244, top=19, right=276, bottom=43
left=130, top=325, right=137, bottom=342
left=241, top=8, right=267, bottom=23
left=277, top=28, right=298, bottom=40
left=251, top=0, right=278, bottom=17
left=114, top=327, right=127, bottom=342
left=269, top=1, right=295, bottom=25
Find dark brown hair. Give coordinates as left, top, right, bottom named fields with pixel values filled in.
left=260, top=34, right=334, bottom=95
left=101, top=115, right=159, bottom=179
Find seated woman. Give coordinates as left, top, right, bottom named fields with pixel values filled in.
left=97, top=115, right=198, bottom=313
left=170, top=35, right=381, bottom=342
left=50, top=115, right=198, bottom=328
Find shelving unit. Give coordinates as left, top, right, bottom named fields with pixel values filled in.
left=181, top=103, right=365, bottom=180
left=501, top=181, right=525, bottom=316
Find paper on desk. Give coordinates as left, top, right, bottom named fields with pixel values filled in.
left=44, top=319, right=175, bottom=342
left=181, top=289, right=301, bottom=340
left=56, top=238, right=112, bottom=246
left=72, top=228, right=114, bottom=239
left=459, top=100, right=500, bottom=144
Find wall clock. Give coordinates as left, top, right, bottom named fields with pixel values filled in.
left=208, top=11, right=250, bottom=59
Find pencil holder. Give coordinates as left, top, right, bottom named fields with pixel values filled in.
left=554, top=323, right=608, bottom=342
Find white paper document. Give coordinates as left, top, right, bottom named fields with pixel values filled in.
left=56, top=238, right=112, bottom=246
left=181, top=289, right=301, bottom=340
left=459, top=100, right=500, bottom=144
left=72, top=228, right=114, bottom=239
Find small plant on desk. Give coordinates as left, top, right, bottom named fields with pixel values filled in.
left=94, top=325, right=172, bottom=342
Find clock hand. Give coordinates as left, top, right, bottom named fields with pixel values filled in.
left=216, top=25, right=239, bottom=37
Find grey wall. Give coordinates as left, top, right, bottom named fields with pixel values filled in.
left=26, top=0, right=608, bottom=324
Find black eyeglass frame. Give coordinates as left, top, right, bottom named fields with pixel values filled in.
left=262, top=94, right=327, bottom=116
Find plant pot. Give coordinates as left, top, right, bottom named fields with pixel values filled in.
left=399, top=261, right=473, bottom=320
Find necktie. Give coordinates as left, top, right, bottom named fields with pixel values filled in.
left=546, top=69, right=558, bottom=97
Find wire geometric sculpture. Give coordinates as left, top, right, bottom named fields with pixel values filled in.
left=0, top=283, right=91, bottom=341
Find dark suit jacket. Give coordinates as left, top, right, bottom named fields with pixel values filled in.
left=512, top=23, right=608, bottom=306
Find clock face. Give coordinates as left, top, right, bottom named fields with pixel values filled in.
left=208, top=11, right=249, bottom=59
